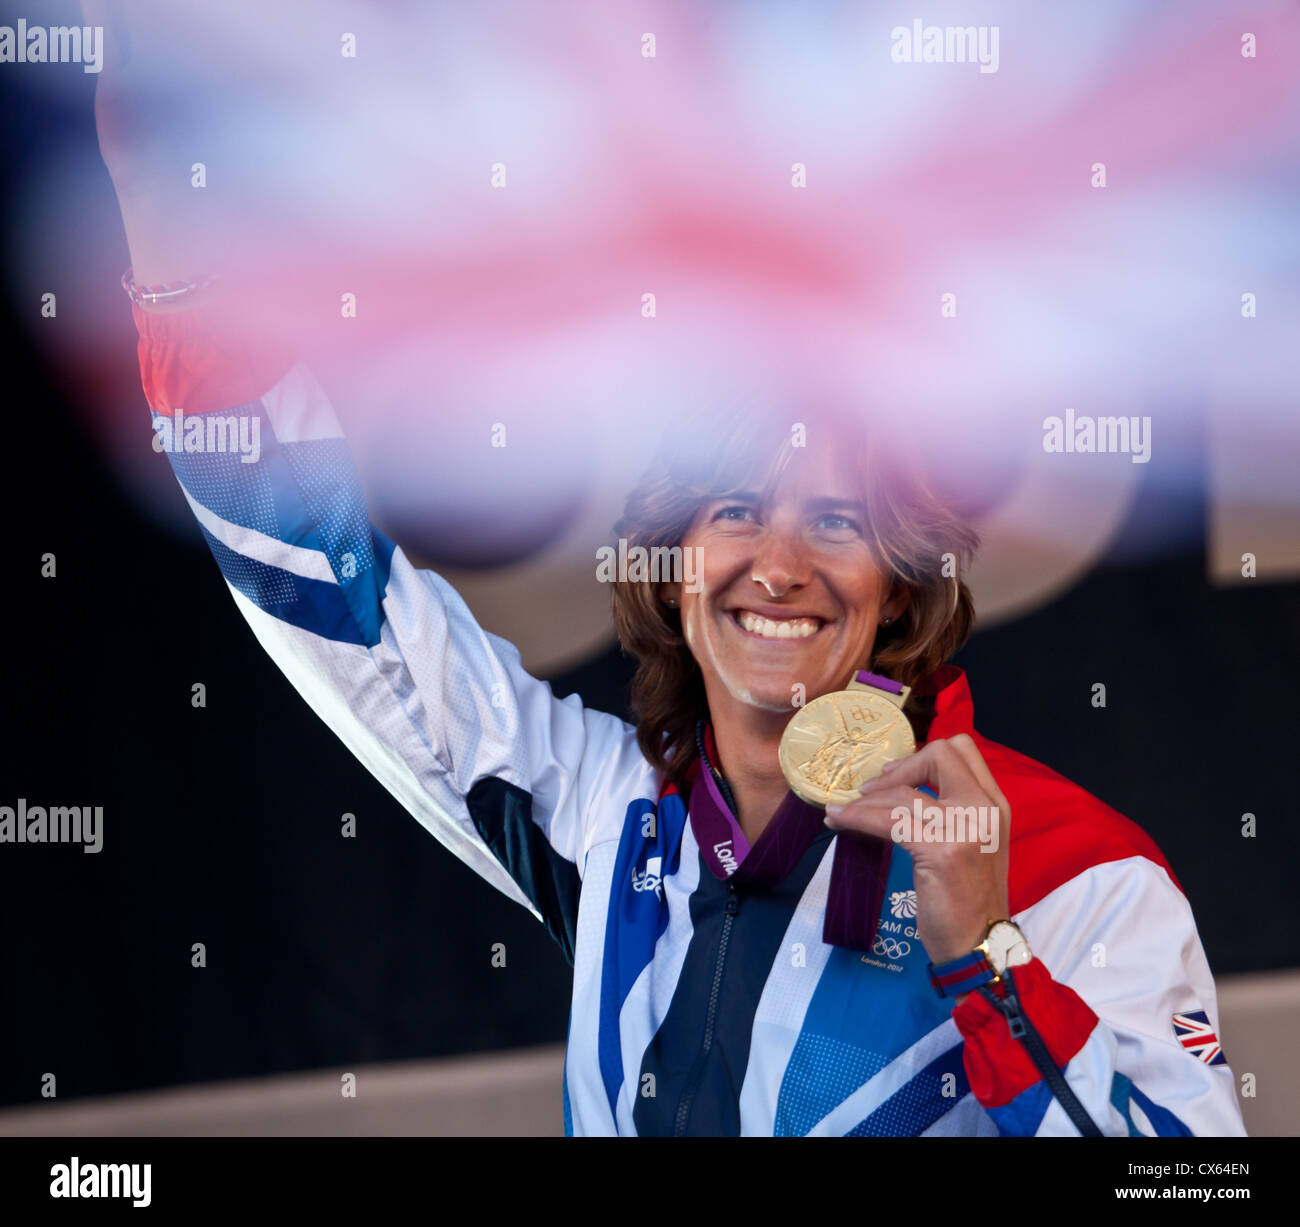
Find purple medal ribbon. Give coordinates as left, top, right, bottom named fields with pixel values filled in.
left=691, top=748, right=753, bottom=877
left=855, top=668, right=903, bottom=693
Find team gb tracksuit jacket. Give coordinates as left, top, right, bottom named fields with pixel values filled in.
left=128, top=302, right=1247, bottom=1137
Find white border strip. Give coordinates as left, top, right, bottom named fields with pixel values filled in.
left=184, top=487, right=337, bottom=584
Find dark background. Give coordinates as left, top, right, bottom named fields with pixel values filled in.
left=1, top=19, right=1297, bottom=1110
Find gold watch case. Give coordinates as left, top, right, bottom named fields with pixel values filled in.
left=980, top=920, right=1033, bottom=977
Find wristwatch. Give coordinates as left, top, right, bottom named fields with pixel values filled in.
left=927, top=919, right=1033, bottom=998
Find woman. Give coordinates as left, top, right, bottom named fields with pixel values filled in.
left=96, top=13, right=1244, bottom=1139
left=116, top=306, right=1246, bottom=1136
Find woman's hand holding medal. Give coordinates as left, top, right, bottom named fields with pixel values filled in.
left=823, top=734, right=1011, bottom=970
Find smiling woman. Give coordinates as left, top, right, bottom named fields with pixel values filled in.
left=116, top=281, right=1249, bottom=1133
left=109, top=280, right=1253, bottom=1135
left=96, top=0, right=1246, bottom=1139
left=610, top=408, right=977, bottom=814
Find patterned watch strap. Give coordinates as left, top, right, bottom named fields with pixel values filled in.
left=928, top=949, right=995, bottom=998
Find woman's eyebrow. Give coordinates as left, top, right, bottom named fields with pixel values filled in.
left=806, top=497, right=868, bottom=515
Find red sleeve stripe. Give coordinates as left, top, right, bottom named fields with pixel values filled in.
left=952, top=957, right=1099, bottom=1108
left=132, top=302, right=291, bottom=417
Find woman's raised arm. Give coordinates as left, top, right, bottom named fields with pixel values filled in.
left=92, top=0, right=654, bottom=962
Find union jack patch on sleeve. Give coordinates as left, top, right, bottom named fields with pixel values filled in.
left=1172, top=1009, right=1227, bottom=1065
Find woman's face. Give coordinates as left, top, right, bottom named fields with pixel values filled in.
left=673, top=440, right=905, bottom=718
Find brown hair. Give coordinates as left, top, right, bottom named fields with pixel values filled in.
left=610, top=406, right=979, bottom=792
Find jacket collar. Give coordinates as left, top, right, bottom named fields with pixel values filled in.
left=918, top=663, right=974, bottom=743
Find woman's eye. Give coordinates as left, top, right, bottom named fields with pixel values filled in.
left=818, top=513, right=862, bottom=534
left=714, top=504, right=755, bottom=523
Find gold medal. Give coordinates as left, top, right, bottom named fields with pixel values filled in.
left=778, top=670, right=915, bottom=808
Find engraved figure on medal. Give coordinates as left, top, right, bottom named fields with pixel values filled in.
left=779, top=687, right=916, bottom=807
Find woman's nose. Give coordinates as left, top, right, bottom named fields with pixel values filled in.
left=749, top=529, right=808, bottom=599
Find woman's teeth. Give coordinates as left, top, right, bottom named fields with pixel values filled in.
left=735, top=611, right=822, bottom=640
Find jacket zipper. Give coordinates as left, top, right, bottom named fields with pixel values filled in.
left=673, top=882, right=740, bottom=1136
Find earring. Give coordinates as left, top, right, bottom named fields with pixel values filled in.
left=880, top=615, right=893, bottom=626
left=667, top=598, right=679, bottom=608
